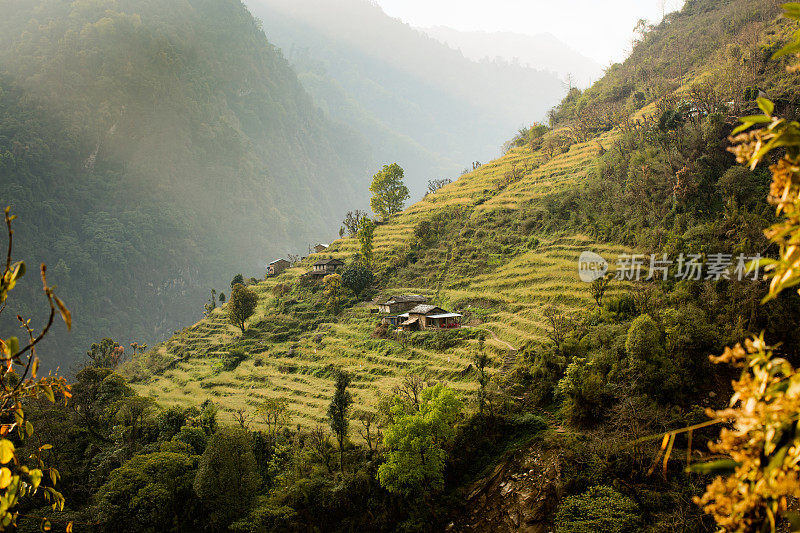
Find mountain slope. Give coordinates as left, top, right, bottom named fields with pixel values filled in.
left=248, top=0, right=567, bottom=198
left=0, top=0, right=372, bottom=368
left=421, top=27, right=603, bottom=88
left=123, top=0, right=799, bottom=433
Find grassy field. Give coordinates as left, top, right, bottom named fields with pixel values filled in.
left=126, top=121, right=633, bottom=431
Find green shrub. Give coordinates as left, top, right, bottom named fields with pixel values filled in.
left=555, top=485, right=641, bottom=533
left=509, top=413, right=548, bottom=433
left=220, top=348, right=247, bottom=371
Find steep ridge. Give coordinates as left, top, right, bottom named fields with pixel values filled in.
left=0, top=0, right=372, bottom=367
left=126, top=128, right=630, bottom=428
left=123, top=0, right=800, bottom=438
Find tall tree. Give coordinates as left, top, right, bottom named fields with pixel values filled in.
left=342, top=210, right=368, bottom=237
left=357, top=219, right=376, bottom=268
left=327, top=369, right=353, bottom=475
left=340, top=262, right=374, bottom=298
left=377, top=384, right=463, bottom=495
left=323, top=274, right=344, bottom=314
left=193, top=427, right=260, bottom=529
left=369, top=163, right=410, bottom=220
left=473, top=336, right=490, bottom=415
left=86, top=338, right=124, bottom=369
left=228, top=283, right=258, bottom=334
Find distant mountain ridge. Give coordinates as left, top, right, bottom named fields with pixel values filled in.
left=248, top=0, right=567, bottom=198
left=420, top=26, right=604, bottom=88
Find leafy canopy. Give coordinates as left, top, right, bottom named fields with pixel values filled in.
left=377, top=383, right=463, bottom=495
left=228, top=283, right=258, bottom=334
left=369, top=163, right=409, bottom=220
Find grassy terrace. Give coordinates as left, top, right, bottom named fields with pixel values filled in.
left=128, top=120, right=632, bottom=430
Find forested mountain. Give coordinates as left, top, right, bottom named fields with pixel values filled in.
left=4, top=0, right=800, bottom=531
left=247, top=0, right=567, bottom=198
left=420, top=27, right=603, bottom=88
left=0, top=0, right=373, bottom=369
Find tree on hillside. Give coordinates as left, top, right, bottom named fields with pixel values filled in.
left=204, top=288, right=217, bottom=317
left=342, top=209, right=368, bottom=237
left=323, top=274, right=343, bottom=314
left=357, top=218, right=376, bottom=268
left=473, top=336, right=490, bottom=415
left=369, top=163, right=409, bottom=220
left=228, top=283, right=258, bottom=334
left=96, top=451, right=199, bottom=531
left=87, top=338, right=124, bottom=369
left=590, top=274, right=612, bottom=307
left=230, top=273, right=244, bottom=288
left=377, top=384, right=463, bottom=495
left=259, top=398, right=290, bottom=443
left=426, top=178, right=452, bottom=196
left=340, top=262, right=374, bottom=298
left=194, top=427, right=260, bottom=529
left=327, top=369, right=353, bottom=475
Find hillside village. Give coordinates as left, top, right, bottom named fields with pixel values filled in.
left=3, top=0, right=800, bottom=531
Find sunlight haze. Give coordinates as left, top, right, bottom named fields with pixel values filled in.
left=374, top=0, right=687, bottom=65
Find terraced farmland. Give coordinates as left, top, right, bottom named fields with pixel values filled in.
left=127, top=121, right=634, bottom=430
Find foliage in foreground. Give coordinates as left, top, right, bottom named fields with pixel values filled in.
left=0, top=208, right=71, bottom=530
left=690, top=10, right=800, bottom=530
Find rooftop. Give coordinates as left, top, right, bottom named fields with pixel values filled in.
left=313, top=258, right=344, bottom=266
left=407, top=304, right=446, bottom=315
left=384, top=294, right=427, bottom=304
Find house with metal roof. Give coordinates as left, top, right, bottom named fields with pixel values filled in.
left=267, top=258, right=290, bottom=277
left=377, top=294, right=428, bottom=314
left=398, top=304, right=462, bottom=331
left=308, top=258, right=344, bottom=277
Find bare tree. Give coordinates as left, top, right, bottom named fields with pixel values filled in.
left=356, top=411, right=381, bottom=453
left=394, top=374, right=425, bottom=410
left=543, top=306, right=573, bottom=352
left=232, top=408, right=251, bottom=430
left=307, top=426, right=335, bottom=474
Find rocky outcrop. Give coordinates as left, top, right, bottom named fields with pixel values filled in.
left=448, top=445, right=562, bottom=532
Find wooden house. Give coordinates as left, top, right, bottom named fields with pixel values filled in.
left=399, top=304, right=462, bottom=331
left=309, top=258, right=344, bottom=277
left=268, top=258, right=290, bottom=276
left=313, top=243, right=329, bottom=254
left=377, top=294, right=427, bottom=314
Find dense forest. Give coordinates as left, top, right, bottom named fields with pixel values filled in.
left=2, top=0, right=800, bottom=531
left=0, top=0, right=373, bottom=368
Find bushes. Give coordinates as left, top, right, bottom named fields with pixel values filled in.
left=556, top=358, right=609, bottom=426
left=219, top=348, right=247, bottom=371
left=555, top=485, right=642, bottom=533
left=624, top=314, right=680, bottom=401
left=408, top=329, right=478, bottom=351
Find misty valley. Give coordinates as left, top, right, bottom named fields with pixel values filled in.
left=1, top=0, right=800, bottom=531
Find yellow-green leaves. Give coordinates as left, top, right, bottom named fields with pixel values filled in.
left=29, top=469, right=42, bottom=490
left=0, top=261, right=24, bottom=305
left=0, top=469, right=11, bottom=490
left=0, top=338, right=19, bottom=359
left=773, top=3, right=800, bottom=58
left=53, top=297, right=71, bottom=331
left=0, top=441, right=14, bottom=465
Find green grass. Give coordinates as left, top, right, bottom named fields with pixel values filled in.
left=125, top=114, right=634, bottom=431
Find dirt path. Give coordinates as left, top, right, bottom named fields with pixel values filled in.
left=467, top=326, right=517, bottom=353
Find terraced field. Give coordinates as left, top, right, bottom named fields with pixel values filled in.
left=127, top=121, right=635, bottom=430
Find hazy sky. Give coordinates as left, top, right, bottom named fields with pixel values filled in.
left=374, top=0, right=686, bottom=65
